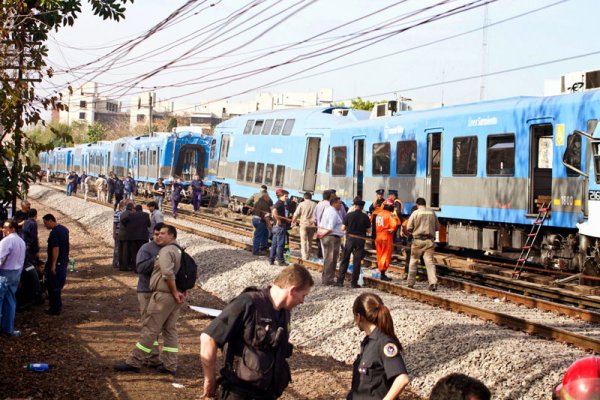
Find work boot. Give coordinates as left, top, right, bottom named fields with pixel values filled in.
left=380, top=272, right=392, bottom=282
left=156, top=365, right=176, bottom=375
left=113, top=363, right=140, bottom=373
left=429, top=284, right=437, bottom=292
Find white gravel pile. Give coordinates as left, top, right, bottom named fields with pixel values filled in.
left=29, top=185, right=593, bottom=399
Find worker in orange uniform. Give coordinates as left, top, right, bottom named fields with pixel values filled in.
left=375, top=199, right=399, bottom=281
left=369, top=189, right=386, bottom=242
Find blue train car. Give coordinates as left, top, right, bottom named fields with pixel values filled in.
left=108, top=131, right=212, bottom=192
left=43, top=147, right=74, bottom=181
left=209, top=106, right=369, bottom=204
left=329, top=91, right=600, bottom=272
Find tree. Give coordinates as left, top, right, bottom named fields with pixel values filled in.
left=166, top=117, right=178, bottom=132
left=0, top=0, right=133, bottom=211
left=87, top=122, right=106, bottom=143
left=333, top=97, right=388, bottom=111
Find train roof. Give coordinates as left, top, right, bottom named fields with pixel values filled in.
left=216, top=106, right=370, bottom=130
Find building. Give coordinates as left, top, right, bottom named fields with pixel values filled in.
left=54, top=82, right=128, bottom=129
left=544, top=69, right=600, bottom=96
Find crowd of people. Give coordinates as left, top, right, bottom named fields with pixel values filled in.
left=246, top=184, right=440, bottom=291
left=0, top=200, right=71, bottom=338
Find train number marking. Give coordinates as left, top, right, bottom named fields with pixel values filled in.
left=560, top=195, right=574, bottom=206
left=589, top=190, right=600, bottom=201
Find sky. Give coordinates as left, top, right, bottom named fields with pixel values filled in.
left=41, top=0, right=600, bottom=113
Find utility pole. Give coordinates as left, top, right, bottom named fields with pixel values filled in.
left=148, top=92, right=154, bottom=137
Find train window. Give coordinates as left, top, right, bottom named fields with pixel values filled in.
left=255, top=163, right=265, bottom=183
left=452, top=136, right=478, bottom=175
left=486, top=134, right=515, bottom=176
left=252, top=120, right=263, bottom=135
left=265, top=164, right=274, bottom=186
left=332, top=146, right=347, bottom=176
left=564, top=134, right=582, bottom=177
left=237, top=161, right=246, bottom=181
left=262, top=119, right=274, bottom=135
left=396, top=141, right=417, bottom=175
left=275, top=165, right=285, bottom=186
left=325, top=146, right=330, bottom=173
left=246, top=162, right=255, bottom=182
left=221, top=135, right=231, bottom=159
left=372, top=142, right=390, bottom=175
left=537, top=137, right=553, bottom=168
left=243, top=120, right=254, bottom=135
left=210, top=139, right=216, bottom=159
left=272, top=119, right=285, bottom=135
left=282, top=119, right=295, bottom=136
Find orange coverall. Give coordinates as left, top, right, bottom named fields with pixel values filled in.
left=375, top=209, right=399, bottom=272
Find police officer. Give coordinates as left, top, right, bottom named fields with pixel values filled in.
left=200, top=264, right=314, bottom=399
left=406, top=197, right=440, bottom=291
left=348, top=292, right=409, bottom=399
left=368, top=189, right=385, bottom=241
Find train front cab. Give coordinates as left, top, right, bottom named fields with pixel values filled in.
left=564, top=120, right=600, bottom=284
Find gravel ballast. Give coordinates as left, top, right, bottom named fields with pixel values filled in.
left=29, top=185, right=592, bottom=399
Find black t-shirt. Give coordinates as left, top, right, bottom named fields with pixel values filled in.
left=274, top=200, right=288, bottom=228
left=203, top=293, right=255, bottom=347
left=344, top=210, right=371, bottom=237
left=47, top=224, right=70, bottom=264
left=14, top=210, right=28, bottom=224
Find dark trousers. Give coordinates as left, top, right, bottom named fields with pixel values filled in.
left=218, top=384, right=275, bottom=400
left=108, top=190, right=115, bottom=204
left=129, top=240, right=147, bottom=272
left=119, top=240, right=146, bottom=271
left=45, top=264, right=67, bottom=314
left=192, top=191, right=202, bottom=211
left=337, top=236, right=366, bottom=286
left=114, top=193, right=123, bottom=210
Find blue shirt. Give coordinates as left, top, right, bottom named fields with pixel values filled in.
left=0, top=232, right=26, bottom=271
left=320, top=206, right=344, bottom=237
left=47, top=224, right=69, bottom=264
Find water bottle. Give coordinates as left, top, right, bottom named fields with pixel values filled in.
left=285, top=249, right=291, bottom=264
left=24, top=363, right=49, bottom=372
left=69, top=257, right=75, bottom=272
left=358, top=270, right=364, bottom=286
left=372, top=271, right=381, bottom=279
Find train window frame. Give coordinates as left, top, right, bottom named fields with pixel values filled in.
left=265, top=164, right=274, bottom=186
left=271, top=119, right=285, bottom=135
left=237, top=161, right=246, bottom=181
left=246, top=162, right=255, bottom=182
left=282, top=119, right=295, bottom=136
left=396, top=140, right=417, bottom=175
left=275, top=165, right=285, bottom=186
left=452, top=136, right=478, bottom=176
left=252, top=120, right=264, bottom=135
left=255, top=163, right=265, bottom=183
left=486, top=134, right=515, bottom=177
left=563, top=133, right=582, bottom=177
left=210, top=139, right=216, bottom=159
left=331, top=146, right=347, bottom=176
left=261, top=119, right=274, bottom=135
left=372, top=142, right=391, bottom=176
left=243, top=120, right=254, bottom=135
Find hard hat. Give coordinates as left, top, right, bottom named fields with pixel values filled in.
left=555, top=356, right=600, bottom=400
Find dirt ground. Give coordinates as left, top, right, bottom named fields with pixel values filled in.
left=0, top=201, right=423, bottom=400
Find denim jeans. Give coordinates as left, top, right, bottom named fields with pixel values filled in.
left=66, top=183, right=72, bottom=196
left=153, top=196, right=164, bottom=211
left=269, top=225, right=287, bottom=264
left=0, top=268, right=23, bottom=334
left=252, top=217, right=268, bottom=255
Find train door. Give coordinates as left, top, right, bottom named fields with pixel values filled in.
left=107, top=151, right=111, bottom=173
left=302, top=137, right=321, bottom=192
left=426, top=132, right=442, bottom=208
left=529, top=123, right=553, bottom=213
left=354, top=138, right=365, bottom=199
left=217, top=134, right=231, bottom=175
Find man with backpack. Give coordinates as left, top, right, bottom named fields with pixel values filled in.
left=114, top=224, right=194, bottom=375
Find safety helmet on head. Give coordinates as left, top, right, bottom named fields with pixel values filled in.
left=555, top=356, right=600, bottom=400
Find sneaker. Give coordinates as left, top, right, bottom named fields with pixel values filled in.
left=380, top=274, right=392, bottom=282
left=277, top=261, right=289, bottom=267
left=156, top=365, right=176, bottom=375
left=113, top=363, right=140, bottom=373
left=429, top=284, right=438, bottom=292
left=269, top=260, right=275, bottom=265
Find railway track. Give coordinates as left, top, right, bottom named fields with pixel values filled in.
left=38, top=184, right=600, bottom=352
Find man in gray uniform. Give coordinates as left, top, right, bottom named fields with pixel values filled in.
left=406, top=197, right=440, bottom=291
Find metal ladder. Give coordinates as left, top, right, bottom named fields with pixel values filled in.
left=512, top=202, right=551, bottom=279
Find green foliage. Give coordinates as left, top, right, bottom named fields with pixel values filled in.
left=0, top=0, right=133, bottom=209
left=87, top=122, right=106, bottom=142
left=332, top=97, right=388, bottom=111
left=166, top=117, right=178, bottom=132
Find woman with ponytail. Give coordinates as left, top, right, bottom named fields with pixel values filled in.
left=347, top=292, right=409, bottom=399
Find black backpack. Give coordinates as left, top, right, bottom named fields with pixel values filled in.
left=173, top=244, right=198, bottom=291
